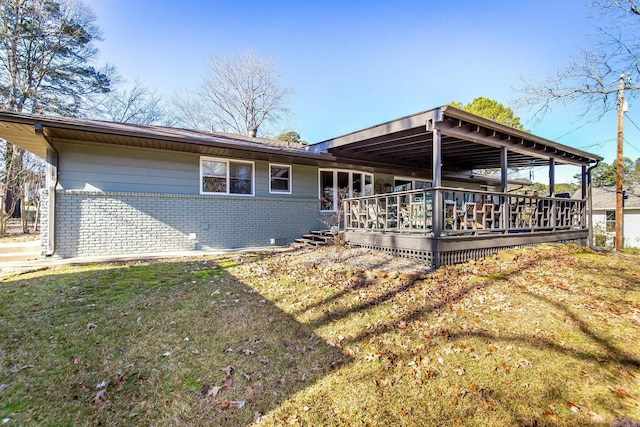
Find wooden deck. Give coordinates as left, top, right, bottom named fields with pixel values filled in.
left=343, top=187, right=588, bottom=268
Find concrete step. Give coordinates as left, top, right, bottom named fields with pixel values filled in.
left=302, top=234, right=332, bottom=242
left=294, top=238, right=326, bottom=247
left=0, top=240, right=41, bottom=262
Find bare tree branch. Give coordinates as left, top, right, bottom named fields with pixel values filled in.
left=518, top=0, right=640, bottom=120
left=171, top=50, right=292, bottom=136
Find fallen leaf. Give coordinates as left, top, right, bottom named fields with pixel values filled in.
left=220, top=365, right=234, bottom=376
left=162, top=351, right=171, bottom=357
left=245, top=387, right=254, bottom=398
left=229, top=400, right=245, bottom=409
left=243, top=349, right=255, bottom=355
left=543, top=411, right=559, bottom=423
left=609, top=388, right=630, bottom=398
left=224, top=347, right=234, bottom=353
left=86, top=323, right=97, bottom=331
left=454, top=367, right=466, bottom=376
left=95, top=380, right=107, bottom=389
left=207, top=385, right=222, bottom=397
left=93, top=389, right=107, bottom=404
left=567, top=401, right=579, bottom=413
left=223, top=377, right=233, bottom=388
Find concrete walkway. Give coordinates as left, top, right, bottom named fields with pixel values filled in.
left=0, top=246, right=297, bottom=278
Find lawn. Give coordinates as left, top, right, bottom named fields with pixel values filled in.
left=0, top=244, right=639, bottom=426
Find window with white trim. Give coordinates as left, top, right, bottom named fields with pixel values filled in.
left=269, top=164, right=291, bottom=194
left=200, top=157, right=254, bottom=195
left=394, top=177, right=432, bottom=192
left=319, top=169, right=373, bottom=211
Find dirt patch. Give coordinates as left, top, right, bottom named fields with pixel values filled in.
left=1, top=218, right=40, bottom=242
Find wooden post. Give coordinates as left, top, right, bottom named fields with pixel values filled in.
left=615, top=74, right=625, bottom=251
left=500, top=147, right=508, bottom=232
left=432, top=120, right=443, bottom=237
left=549, top=158, right=555, bottom=196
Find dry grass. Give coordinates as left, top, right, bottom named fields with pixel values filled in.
left=0, top=218, right=39, bottom=243
left=1, top=244, right=639, bottom=426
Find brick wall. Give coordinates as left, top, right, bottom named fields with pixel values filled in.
left=40, top=189, right=49, bottom=255
left=53, top=190, right=322, bottom=258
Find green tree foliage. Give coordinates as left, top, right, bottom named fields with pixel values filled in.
left=589, top=157, right=640, bottom=187
left=0, top=0, right=112, bottom=115
left=0, top=0, right=110, bottom=235
left=275, top=131, right=308, bottom=145
left=448, top=97, right=526, bottom=131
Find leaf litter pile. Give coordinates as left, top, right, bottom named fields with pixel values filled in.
left=1, top=244, right=639, bottom=426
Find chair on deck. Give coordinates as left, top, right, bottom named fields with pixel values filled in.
left=349, top=202, right=366, bottom=228
left=462, top=202, right=482, bottom=230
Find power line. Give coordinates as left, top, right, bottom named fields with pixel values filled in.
left=624, top=137, right=640, bottom=154
left=625, top=112, right=640, bottom=133
left=554, top=117, right=602, bottom=140
left=579, top=137, right=616, bottom=150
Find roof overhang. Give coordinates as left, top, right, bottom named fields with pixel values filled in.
left=0, top=112, right=337, bottom=166
left=312, top=105, right=602, bottom=171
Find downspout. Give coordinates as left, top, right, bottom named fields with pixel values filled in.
left=586, top=160, right=600, bottom=249
left=34, top=123, right=57, bottom=256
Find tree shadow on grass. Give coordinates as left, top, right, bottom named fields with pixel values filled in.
left=279, top=250, right=640, bottom=424
left=0, top=257, right=351, bottom=426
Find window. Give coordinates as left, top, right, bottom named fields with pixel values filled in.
left=319, top=169, right=373, bottom=211
left=394, top=177, right=432, bottom=192
left=606, top=210, right=615, bottom=232
left=269, top=164, right=291, bottom=194
left=200, top=157, right=254, bottom=195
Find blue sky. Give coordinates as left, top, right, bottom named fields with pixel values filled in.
left=86, top=0, right=640, bottom=182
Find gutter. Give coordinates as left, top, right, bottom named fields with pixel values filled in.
left=34, top=123, right=57, bottom=256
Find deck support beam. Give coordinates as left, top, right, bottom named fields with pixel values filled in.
left=500, top=147, right=508, bottom=192
left=432, top=116, right=443, bottom=237
left=549, top=158, right=556, bottom=196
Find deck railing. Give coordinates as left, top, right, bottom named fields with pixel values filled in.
left=343, top=187, right=586, bottom=236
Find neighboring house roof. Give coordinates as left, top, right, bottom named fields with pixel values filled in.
left=586, top=185, right=640, bottom=210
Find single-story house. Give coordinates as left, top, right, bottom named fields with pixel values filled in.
left=0, top=106, right=602, bottom=267
left=587, top=185, right=640, bottom=248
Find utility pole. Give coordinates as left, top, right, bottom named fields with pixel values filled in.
left=615, top=74, right=625, bottom=251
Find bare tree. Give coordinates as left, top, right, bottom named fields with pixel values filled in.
left=518, top=1, right=640, bottom=252
left=1, top=139, right=44, bottom=236
left=93, top=78, right=172, bottom=125
left=519, top=1, right=640, bottom=119
left=172, top=50, right=292, bottom=136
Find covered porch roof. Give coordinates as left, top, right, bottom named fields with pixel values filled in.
left=311, top=105, right=602, bottom=171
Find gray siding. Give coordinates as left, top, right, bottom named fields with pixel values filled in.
left=56, top=140, right=319, bottom=199
left=57, top=141, right=199, bottom=194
